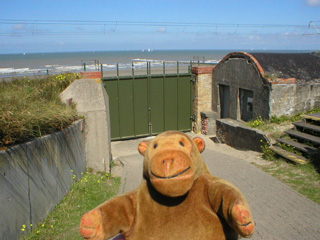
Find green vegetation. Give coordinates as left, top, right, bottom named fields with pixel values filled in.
left=0, top=73, right=80, bottom=149
left=247, top=116, right=265, bottom=128
left=260, top=143, right=276, bottom=161
left=259, top=140, right=320, bottom=204
left=279, top=142, right=303, bottom=156
left=247, top=108, right=320, bottom=139
left=249, top=108, right=320, bottom=204
left=20, top=171, right=121, bottom=240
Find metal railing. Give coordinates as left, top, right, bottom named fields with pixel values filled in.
left=0, top=59, right=218, bottom=79
left=99, top=61, right=196, bottom=78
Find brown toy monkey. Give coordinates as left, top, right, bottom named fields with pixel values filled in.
left=80, top=131, right=255, bottom=240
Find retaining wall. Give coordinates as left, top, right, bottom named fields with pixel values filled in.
left=270, top=83, right=320, bottom=117
left=0, top=120, right=86, bottom=240
left=216, top=118, right=269, bottom=152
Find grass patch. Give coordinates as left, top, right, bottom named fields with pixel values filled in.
left=19, top=172, right=121, bottom=240
left=260, top=143, right=320, bottom=204
left=0, top=73, right=80, bottom=149
left=257, top=160, right=320, bottom=204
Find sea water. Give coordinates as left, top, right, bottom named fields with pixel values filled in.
left=0, top=49, right=311, bottom=77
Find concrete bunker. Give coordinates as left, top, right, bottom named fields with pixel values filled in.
left=193, top=52, right=320, bottom=151
left=211, top=52, right=320, bottom=123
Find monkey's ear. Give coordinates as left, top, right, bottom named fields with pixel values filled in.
left=138, top=141, right=150, bottom=156
left=193, top=137, right=205, bottom=153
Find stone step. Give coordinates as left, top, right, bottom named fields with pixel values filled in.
left=293, top=121, right=320, bottom=134
left=300, top=112, right=320, bottom=122
left=269, top=146, right=309, bottom=165
left=285, top=129, right=320, bottom=146
left=276, top=138, right=317, bottom=154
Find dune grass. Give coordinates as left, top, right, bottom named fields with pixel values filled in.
left=0, top=73, right=80, bottom=149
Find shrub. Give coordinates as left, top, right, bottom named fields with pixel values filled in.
left=261, top=144, right=276, bottom=161
left=248, top=116, right=265, bottom=128
left=270, top=115, right=290, bottom=124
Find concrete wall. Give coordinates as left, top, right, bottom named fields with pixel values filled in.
left=216, top=118, right=269, bottom=152
left=270, top=83, right=320, bottom=117
left=60, top=79, right=111, bottom=172
left=0, top=120, right=86, bottom=240
left=212, top=58, right=271, bottom=121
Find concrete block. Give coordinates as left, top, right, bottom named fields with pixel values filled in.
left=60, top=79, right=112, bottom=172
left=200, top=111, right=218, bottom=135
left=216, top=118, right=269, bottom=152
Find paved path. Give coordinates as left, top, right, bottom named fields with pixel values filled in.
left=111, top=135, right=320, bottom=240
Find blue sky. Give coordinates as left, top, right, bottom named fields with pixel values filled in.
left=0, top=0, right=319, bottom=53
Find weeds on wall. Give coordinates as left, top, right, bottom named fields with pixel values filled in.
left=0, top=73, right=80, bottom=149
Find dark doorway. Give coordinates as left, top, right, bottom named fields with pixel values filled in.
left=240, top=89, right=253, bottom=122
left=219, top=85, right=230, bottom=118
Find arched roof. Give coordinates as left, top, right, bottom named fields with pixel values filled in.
left=217, top=52, right=320, bottom=84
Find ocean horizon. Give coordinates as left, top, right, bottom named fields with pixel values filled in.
left=0, top=49, right=315, bottom=77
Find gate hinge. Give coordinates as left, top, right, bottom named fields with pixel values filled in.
left=190, top=114, right=197, bottom=122
left=190, top=77, right=197, bottom=83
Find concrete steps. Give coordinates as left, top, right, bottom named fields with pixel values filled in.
left=276, top=138, right=317, bottom=154
left=292, top=121, right=320, bottom=136
left=269, top=146, right=309, bottom=164
left=285, top=129, right=320, bottom=146
left=270, top=112, right=320, bottom=164
left=300, top=112, right=320, bottom=122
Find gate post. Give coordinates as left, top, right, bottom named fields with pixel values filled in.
left=191, top=65, right=215, bottom=134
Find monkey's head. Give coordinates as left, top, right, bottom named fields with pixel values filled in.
left=138, top=131, right=209, bottom=197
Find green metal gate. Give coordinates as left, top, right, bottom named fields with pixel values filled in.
left=103, top=72, right=193, bottom=140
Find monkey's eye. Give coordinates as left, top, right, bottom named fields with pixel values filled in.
left=179, top=141, right=184, bottom=147
left=154, top=143, right=158, bottom=149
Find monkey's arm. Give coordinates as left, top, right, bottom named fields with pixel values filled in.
left=80, top=191, right=136, bottom=240
left=207, top=176, right=255, bottom=238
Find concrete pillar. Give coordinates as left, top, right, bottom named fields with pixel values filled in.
left=60, top=79, right=111, bottom=172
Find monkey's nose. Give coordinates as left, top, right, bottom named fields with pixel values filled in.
left=162, top=159, right=174, bottom=176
